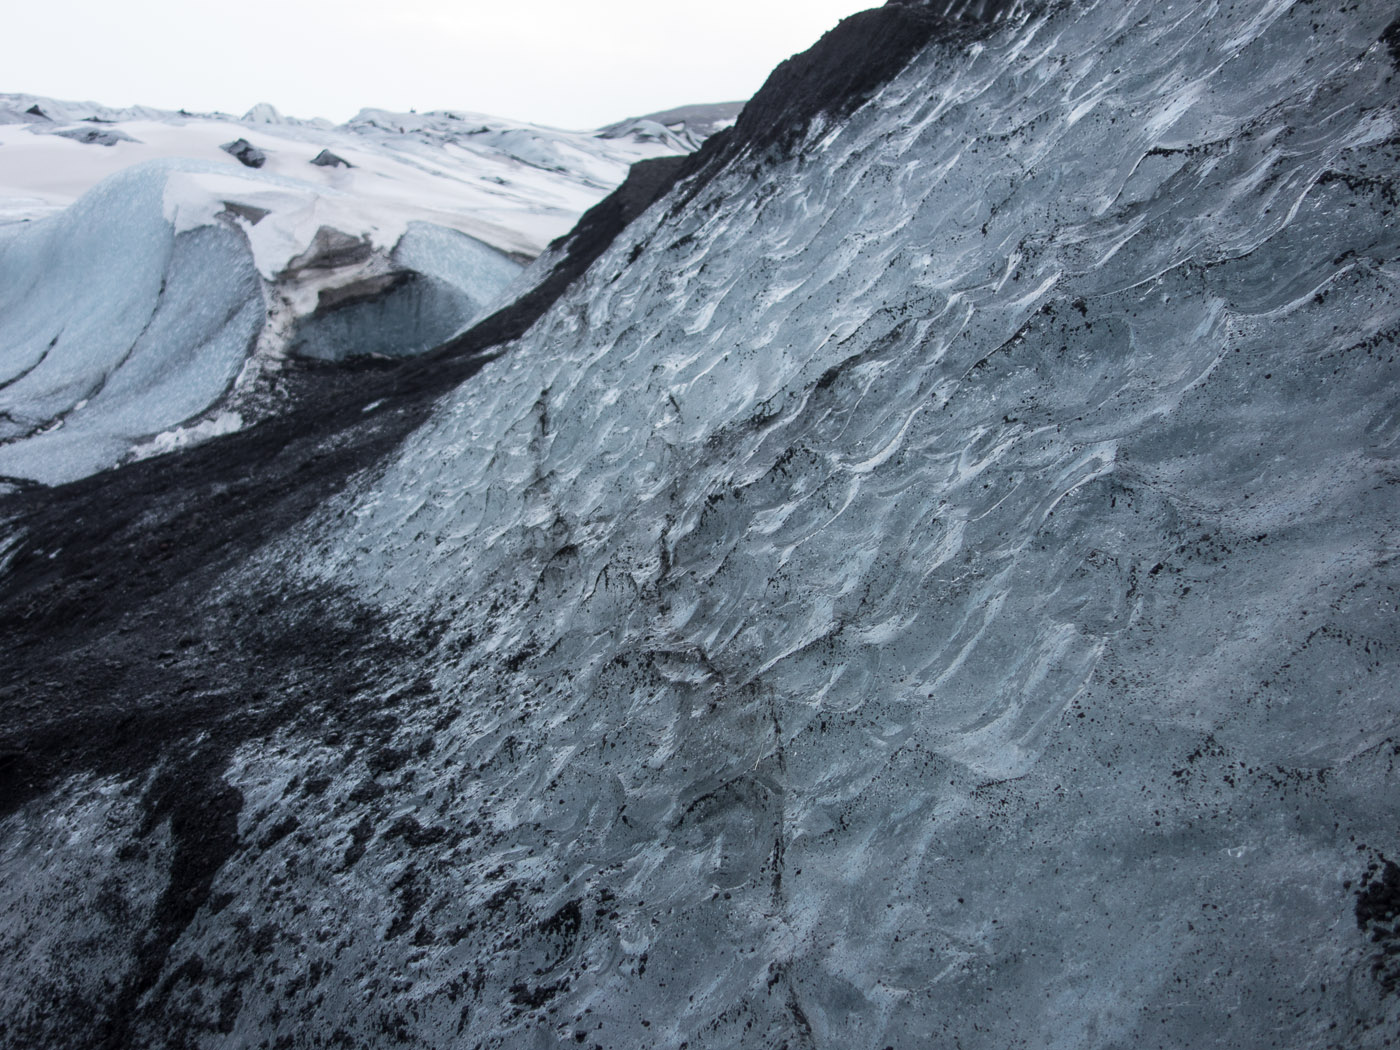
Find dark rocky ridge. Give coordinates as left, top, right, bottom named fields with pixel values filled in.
left=626, top=0, right=1041, bottom=222
left=219, top=138, right=266, bottom=169
left=435, top=0, right=1039, bottom=361
left=712, top=0, right=1032, bottom=162
left=331, top=3, right=1030, bottom=366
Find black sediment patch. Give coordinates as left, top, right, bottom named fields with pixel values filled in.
left=1382, top=17, right=1400, bottom=65
left=1356, top=857, right=1400, bottom=995
left=0, top=334, right=502, bottom=669
left=0, top=566, right=443, bottom=1046
left=0, top=404, right=454, bottom=1045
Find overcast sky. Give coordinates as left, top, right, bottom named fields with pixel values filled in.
left=5, top=0, right=880, bottom=128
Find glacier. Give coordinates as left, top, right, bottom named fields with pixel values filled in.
left=0, top=97, right=734, bottom=485
left=0, top=94, right=732, bottom=255
left=0, top=1, right=1398, bottom=1048
left=0, top=162, right=265, bottom=486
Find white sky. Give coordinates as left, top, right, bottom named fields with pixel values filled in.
left=5, top=0, right=880, bottom=129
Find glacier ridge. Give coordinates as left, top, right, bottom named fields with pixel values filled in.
left=0, top=1, right=1398, bottom=1048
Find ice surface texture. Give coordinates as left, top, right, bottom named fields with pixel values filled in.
left=0, top=162, right=263, bottom=485
left=2, top=0, right=1399, bottom=1047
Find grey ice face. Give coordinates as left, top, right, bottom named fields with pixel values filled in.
left=0, top=162, right=265, bottom=486
left=262, top=0, right=1395, bottom=1045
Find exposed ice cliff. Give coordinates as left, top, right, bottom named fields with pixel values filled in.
left=0, top=163, right=266, bottom=485
left=0, top=158, right=520, bottom=486
left=1, top=1, right=1398, bottom=1048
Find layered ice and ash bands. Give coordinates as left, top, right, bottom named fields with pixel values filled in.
left=1, top=1, right=1399, bottom=1049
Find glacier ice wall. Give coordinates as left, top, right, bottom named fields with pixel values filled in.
left=0, top=161, right=528, bottom=485
left=0, top=163, right=264, bottom=486
left=288, top=222, right=525, bottom=361
left=1, top=1, right=1398, bottom=1048
left=0, top=92, right=730, bottom=484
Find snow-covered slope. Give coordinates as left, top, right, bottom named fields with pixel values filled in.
left=0, top=95, right=728, bottom=254
left=0, top=96, right=732, bottom=485
left=1, top=2, right=1398, bottom=1049
left=599, top=102, right=743, bottom=153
